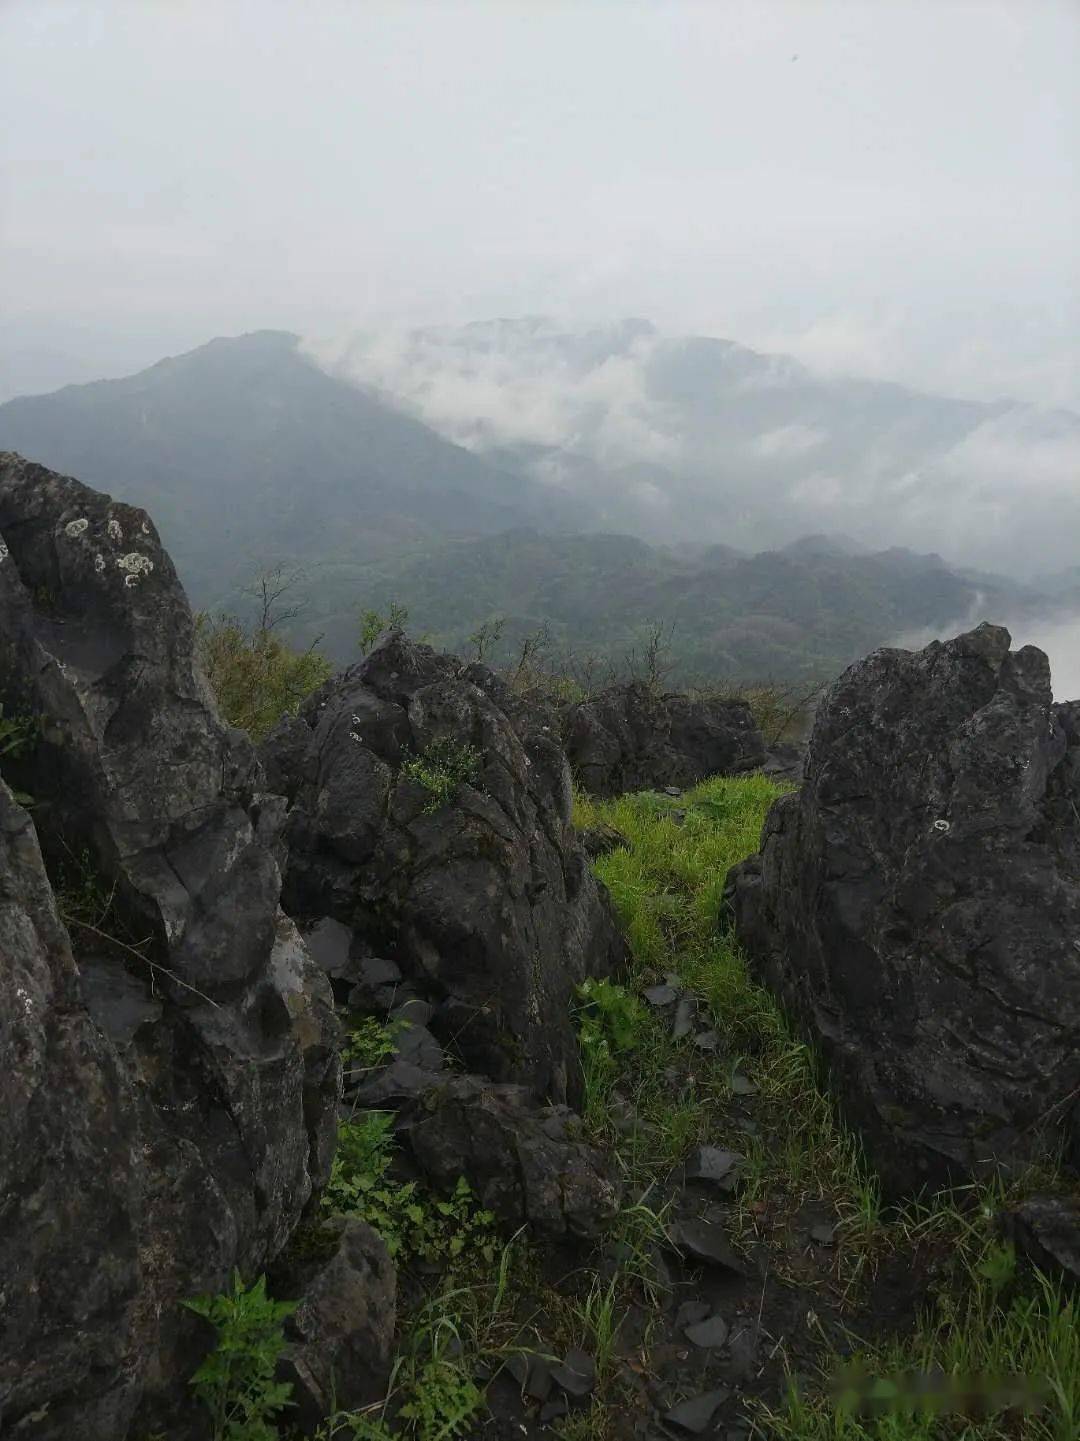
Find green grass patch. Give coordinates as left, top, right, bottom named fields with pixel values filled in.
left=572, top=774, right=1078, bottom=1440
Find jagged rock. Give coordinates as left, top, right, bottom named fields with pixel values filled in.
left=728, top=623, right=1080, bottom=1195
left=762, top=742, right=805, bottom=783
left=264, top=630, right=628, bottom=1104
left=672, top=1219, right=749, bottom=1275
left=684, top=1314, right=729, bottom=1349
left=404, top=1074, right=621, bottom=1237
left=1004, top=1195, right=1080, bottom=1288
left=275, top=1217, right=396, bottom=1429
left=0, top=455, right=341, bottom=1437
left=685, top=1147, right=745, bottom=1193
left=550, top=1347, right=596, bottom=1398
left=580, top=821, right=631, bottom=859
left=664, top=1387, right=730, bottom=1434
left=561, top=682, right=766, bottom=798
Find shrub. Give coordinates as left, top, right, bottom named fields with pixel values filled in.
left=182, top=1271, right=296, bottom=1441
left=399, top=738, right=482, bottom=814
left=322, top=1114, right=496, bottom=1268
left=195, top=612, right=331, bottom=741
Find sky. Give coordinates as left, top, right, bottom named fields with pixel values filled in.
left=2, top=0, right=1078, bottom=408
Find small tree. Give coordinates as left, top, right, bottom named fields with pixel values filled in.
left=468, top=616, right=506, bottom=663
left=195, top=566, right=331, bottom=741
left=359, top=600, right=410, bottom=654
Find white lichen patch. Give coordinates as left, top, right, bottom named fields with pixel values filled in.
left=64, top=517, right=89, bottom=538
left=94, top=553, right=106, bottom=573
left=107, top=518, right=123, bottom=543
left=116, top=552, right=154, bottom=585
left=140, top=522, right=150, bottom=535
left=0, top=543, right=8, bottom=564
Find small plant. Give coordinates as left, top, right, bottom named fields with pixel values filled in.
left=343, top=1016, right=405, bottom=1073
left=322, top=1116, right=497, bottom=1268
left=468, top=615, right=506, bottom=663
left=0, top=702, right=34, bottom=761
left=398, top=1319, right=483, bottom=1441
left=181, top=1271, right=296, bottom=1441
left=0, top=702, right=37, bottom=805
left=316, top=1409, right=398, bottom=1441
left=400, top=737, right=482, bottom=814
left=576, top=978, right=646, bottom=1057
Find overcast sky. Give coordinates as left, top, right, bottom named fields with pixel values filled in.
left=2, top=0, right=1078, bottom=406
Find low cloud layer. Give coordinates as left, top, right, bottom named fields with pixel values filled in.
left=309, top=318, right=1080, bottom=579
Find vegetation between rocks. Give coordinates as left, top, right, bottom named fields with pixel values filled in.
left=181, top=769, right=1079, bottom=1439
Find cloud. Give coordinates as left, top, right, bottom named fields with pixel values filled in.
left=752, top=424, right=827, bottom=459
left=305, top=321, right=682, bottom=470
left=307, top=316, right=1080, bottom=575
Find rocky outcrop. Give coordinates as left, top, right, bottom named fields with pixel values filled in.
left=264, top=631, right=628, bottom=1104
left=561, top=682, right=766, bottom=798
left=0, top=454, right=340, bottom=1437
left=405, top=1074, right=621, bottom=1238
left=728, top=624, right=1080, bottom=1196
left=274, top=1217, right=397, bottom=1429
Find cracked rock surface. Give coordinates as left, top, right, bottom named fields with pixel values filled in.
left=263, top=630, right=628, bottom=1105
left=728, top=623, right=1080, bottom=1195
left=0, top=453, right=340, bottom=1438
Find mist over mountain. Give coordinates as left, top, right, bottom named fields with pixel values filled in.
left=0, top=326, right=1073, bottom=690
left=0, top=330, right=592, bottom=607
left=311, top=318, right=1080, bottom=580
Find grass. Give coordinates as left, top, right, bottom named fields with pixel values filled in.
left=570, top=774, right=1080, bottom=1441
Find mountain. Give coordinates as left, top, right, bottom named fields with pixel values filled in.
left=0, top=330, right=592, bottom=609
left=314, top=318, right=1080, bottom=579
left=0, top=324, right=1060, bottom=685
left=288, top=526, right=1037, bottom=685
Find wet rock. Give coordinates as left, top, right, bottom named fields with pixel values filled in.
left=1005, top=1195, right=1080, bottom=1287
left=762, top=743, right=805, bottom=783
left=729, top=1072, right=758, bottom=1097
left=303, top=915, right=354, bottom=978
left=347, top=1057, right=443, bottom=1109
left=580, top=821, right=631, bottom=859
left=645, top=983, right=679, bottom=1007
left=405, top=1074, right=621, bottom=1237
left=672, top=996, right=697, bottom=1040
left=276, top=1217, right=396, bottom=1428
left=550, top=1347, right=596, bottom=1398
left=540, top=1396, right=570, bottom=1423
left=391, top=1022, right=445, bottom=1073
left=561, top=682, right=766, bottom=799
left=685, top=1147, right=745, bottom=1193
left=663, top=1387, right=730, bottom=1433
left=347, top=954, right=406, bottom=1012
left=0, top=456, right=341, bottom=1437
left=265, top=630, right=628, bottom=1104
left=684, top=1314, right=729, bottom=1349
left=809, top=1223, right=836, bottom=1248
left=506, top=1351, right=553, bottom=1402
left=673, top=1220, right=749, bottom=1275
left=728, top=624, right=1080, bottom=1195
left=674, top=1299, right=711, bottom=1329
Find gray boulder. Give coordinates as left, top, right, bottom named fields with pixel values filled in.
left=0, top=454, right=340, bottom=1437
left=728, top=624, right=1080, bottom=1195
left=264, top=631, right=628, bottom=1104
left=404, top=1074, right=621, bottom=1238
left=274, top=1217, right=397, bottom=1429
left=561, top=682, right=766, bottom=798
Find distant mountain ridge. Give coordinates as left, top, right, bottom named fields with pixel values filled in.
left=0, top=326, right=1063, bottom=685
left=0, top=329, right=593, bottom=608
left=312, top=317, right=1080, bottom=579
